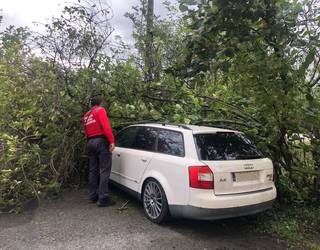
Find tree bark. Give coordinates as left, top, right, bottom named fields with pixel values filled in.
left=145, top=0, right=154, bottom=84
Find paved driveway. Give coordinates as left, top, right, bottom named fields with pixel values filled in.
left=0, top=188, right=287, bottom=250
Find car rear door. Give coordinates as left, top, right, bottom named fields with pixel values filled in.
left=151, top=128, right=189, bottom=204
left=118, top=126, right=157, bottom=192
left=194, top=132, right=274, bottom=195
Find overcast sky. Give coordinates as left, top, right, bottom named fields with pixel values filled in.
left=0, top=0, right=170, bottom=45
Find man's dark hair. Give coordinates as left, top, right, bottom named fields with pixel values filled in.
left=91, top=95, right=102, bottom=107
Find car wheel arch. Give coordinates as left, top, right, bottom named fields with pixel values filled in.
left=140, top=171, right=173, bottom=204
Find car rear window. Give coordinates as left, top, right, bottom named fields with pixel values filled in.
left=194, top=132, right=263, bottom=160
left=131, top=127, right=158, bottom=152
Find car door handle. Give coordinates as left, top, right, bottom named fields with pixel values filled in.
left=141, top=158, right=147, bottom=163
left=116, top=153, right=121, bottom=157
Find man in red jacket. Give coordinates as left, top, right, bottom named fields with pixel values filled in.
left=83, top=95, right=116, bottom=207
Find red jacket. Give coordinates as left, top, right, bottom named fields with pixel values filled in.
left=83, top=105, right=114, bottom=144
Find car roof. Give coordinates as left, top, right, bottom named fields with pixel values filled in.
left=186, top=125, right=239, bottom=134
left=130, top=123, right=239, bottom=134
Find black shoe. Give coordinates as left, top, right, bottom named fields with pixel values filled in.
left=97, top=198, right=116, bottom=207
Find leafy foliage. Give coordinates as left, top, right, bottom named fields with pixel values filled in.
left=125, top=0, right=186, bottom=80
left=257, top=204, right=320, bottom=248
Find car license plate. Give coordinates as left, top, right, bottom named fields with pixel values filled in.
left=234, top=171, right=259, bottom=182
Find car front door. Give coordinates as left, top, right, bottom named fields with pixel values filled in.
left=118, top=126, right=157, bottom=192
left=111, top=126, right=139, bottom=184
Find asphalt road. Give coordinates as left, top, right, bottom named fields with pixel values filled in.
left=0, top=188, right=288, bottom=250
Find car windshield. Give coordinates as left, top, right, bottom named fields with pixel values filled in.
left=194, top=132, right=263, bottom=161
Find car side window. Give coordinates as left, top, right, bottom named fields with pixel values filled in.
left=115, top=126, right=139, bottom=148
left=157, top=129, right=185, bottom=157
left=131, top=127, right=157, bottom=152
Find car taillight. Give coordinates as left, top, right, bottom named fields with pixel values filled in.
left=188, top=166, right=214, bottom=189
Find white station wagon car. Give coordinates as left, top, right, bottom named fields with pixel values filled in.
left=110, top=123, right=276, bottom=223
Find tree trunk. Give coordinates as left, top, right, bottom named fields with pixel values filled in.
left=145, top=0, right=154, bottom=84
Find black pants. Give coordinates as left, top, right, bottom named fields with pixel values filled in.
left=86, top=137, right=112, bottom=201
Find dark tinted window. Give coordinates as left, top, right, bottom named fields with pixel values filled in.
left=194, top=132, right=263, bottom=160
left=157, top=129, right=184, bottom=157
left=131, top=127, right=157, bottom=151
left=116, top=126, right=139, bottom=148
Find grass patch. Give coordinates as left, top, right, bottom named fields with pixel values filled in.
left=256, top=203, right=320, bottom=249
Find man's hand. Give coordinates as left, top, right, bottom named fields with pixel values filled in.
left=109, top=143, right=115, bottom=153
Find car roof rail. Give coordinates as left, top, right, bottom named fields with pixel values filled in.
left=116, top=121, right=192, bottom=130
left=177, top=124, right=192, bottom=130
left=150, top=122, right=192, bottom=130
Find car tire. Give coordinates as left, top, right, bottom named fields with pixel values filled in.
left=142, top=179, right=170, bottom=224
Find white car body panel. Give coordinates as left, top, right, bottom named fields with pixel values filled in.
left=188, top=186, right=276, bottom=209
left=139, top=156, right=203, bottom=205
left=111, top=147, right=154, bottom=192
left=204, top=158, right=274, bottom=195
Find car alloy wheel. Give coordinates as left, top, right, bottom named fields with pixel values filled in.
left=142, top=179, right=170, bottom=223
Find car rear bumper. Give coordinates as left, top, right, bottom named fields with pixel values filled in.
left=169, top=199, right=275, bottom=220
left=187, top=185, right=276, bottom=208
left=170, top=186, right=276, bottom=220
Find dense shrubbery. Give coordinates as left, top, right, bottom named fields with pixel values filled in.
left=0, top=27, right=85, bottom=210
left=0, top=0, right=320, bottom=213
